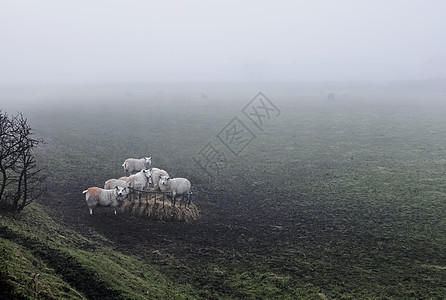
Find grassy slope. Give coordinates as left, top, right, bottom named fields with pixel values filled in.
left=0, top=204, right=197, bottom=299
left=0, top=205, right=321, bottom=299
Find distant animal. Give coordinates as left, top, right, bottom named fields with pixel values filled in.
left=147, top=167, right=169, bottom=190
left=158, top=175, right=191, bottom=215
left=122, top=157, right=152, bottom=176
left=83, top=186, right=128, bottom=215
left=104, top=179, right=128, bottom=190
left=327, top=92, right=336, bottom=99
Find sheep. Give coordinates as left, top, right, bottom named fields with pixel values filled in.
left=125, top=169, right=150, bottom=198
left=104, top=179, right=128, bottom=190
left=122, top=157, right=152, bottom=176
left=147, top=167, right=169, bottom=190
left=83, top=186, right=128, bottom=215
left=158, top=175, right=191, bottom=215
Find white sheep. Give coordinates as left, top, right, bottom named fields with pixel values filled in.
left=125, top=169, right=150, bottom=198
left=148, top=167, right=169, bottom=190
left=122, top=157, right=152, bottom=176
left=158, top=175, right=191, bottom=215
left=83, top=186, right=128, bottom=215
left=104, top=179, right=128, bottom=190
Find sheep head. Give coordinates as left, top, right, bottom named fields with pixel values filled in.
left=159, top=175, right=170, bottom=186
left=114, top=186, right=128, bottom=200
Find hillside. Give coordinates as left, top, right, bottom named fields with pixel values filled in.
left=0, top=203, right=198, bottom=299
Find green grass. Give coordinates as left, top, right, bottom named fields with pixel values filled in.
left=65, top=247, right=195, bottom=299
left=0, top=236, right=86, bottom=300
left=0, top=203, right=198, bottom=299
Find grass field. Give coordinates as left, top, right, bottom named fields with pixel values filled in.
left=1, top=81, right=445, bottom=299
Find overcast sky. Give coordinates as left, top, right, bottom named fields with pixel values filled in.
left=1, top=0, right=445, bottom=84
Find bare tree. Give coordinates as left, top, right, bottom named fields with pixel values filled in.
left=0, top=110, right=46, bottom=212
left=0, top=110, right=18, bottom=201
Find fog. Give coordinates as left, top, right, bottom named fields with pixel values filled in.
left=1, top=0, right=446, bottom=86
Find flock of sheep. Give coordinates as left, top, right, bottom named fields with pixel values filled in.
left=82, top=157, right=192, bottom=216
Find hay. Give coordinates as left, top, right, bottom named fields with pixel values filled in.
left=118, top=192, right=199, bottom=222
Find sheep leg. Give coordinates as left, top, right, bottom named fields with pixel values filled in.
left=171, top=194, right=176, bottom=216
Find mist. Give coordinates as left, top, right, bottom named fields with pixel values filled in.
left=1, top=0, right=446, bottom=86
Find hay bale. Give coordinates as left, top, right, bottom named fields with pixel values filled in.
left=117, top=192, right=199, bottom=222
